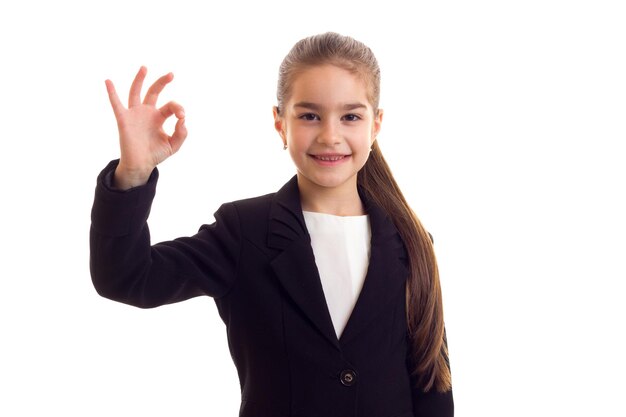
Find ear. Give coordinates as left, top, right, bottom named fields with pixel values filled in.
left=371, top=108, right=383, bottom=145
left=273, top=106, right=287, bottom=144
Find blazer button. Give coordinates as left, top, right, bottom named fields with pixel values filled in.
left=340, top=369, right=357, bottom=386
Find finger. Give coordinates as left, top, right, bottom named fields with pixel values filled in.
left=159, top=101, right=185, bottom=120
left=105, top=79, right=125, bottom=118
left=128, top=66, right=147, bottom=107
left=169, top=117, right=188, bottom=154
left=143, top=72, right=174, bottom=106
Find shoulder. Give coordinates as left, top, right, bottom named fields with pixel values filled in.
left=230, top=192, right=275, bottom=211
left=223, top=192, right=275, bottom=218
left=221, top=176, right=297, bottom=221
left=213, top=191, right=277, bottom=234
left=209, top=175, right=299, bottom=241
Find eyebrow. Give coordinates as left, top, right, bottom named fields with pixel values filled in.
left=293, top=102, right=368, bottom=111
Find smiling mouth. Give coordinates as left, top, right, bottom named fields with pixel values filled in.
left=311, top=155, right=349, bottom=161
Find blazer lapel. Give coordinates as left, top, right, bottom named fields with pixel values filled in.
left=267, top=176, right=410, bottom=350
left=268, top=176, right=341, bottom=350
left=338, top=194, right=409, bottom=346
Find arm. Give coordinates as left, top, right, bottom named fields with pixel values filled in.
left=90, top=68, right=239, bottom=307
left=412, top=387, right=454, bottom=417
left=90, top=160, right=241, bottom=308
left=409, top=328, right=454, bottom=417
left=409, top=232, right=453, bottom=416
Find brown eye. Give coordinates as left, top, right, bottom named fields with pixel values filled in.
left=342, top=114, right=361, bottom=122
left=299, top=113, right=319, bottom=121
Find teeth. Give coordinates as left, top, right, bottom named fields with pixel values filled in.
left=317, top=155, right=344, bottom=161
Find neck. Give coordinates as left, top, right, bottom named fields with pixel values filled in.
left=297, top=174, right=365, bottom=216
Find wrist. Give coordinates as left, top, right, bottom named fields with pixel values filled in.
left=113, top=163, right=154, bottom=190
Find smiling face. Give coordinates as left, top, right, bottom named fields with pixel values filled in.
left=273, top=64, right=383, bottom=200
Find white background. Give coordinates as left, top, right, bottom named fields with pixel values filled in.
left=1, top=0, right=624, bottom=415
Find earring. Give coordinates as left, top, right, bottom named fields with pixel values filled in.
left=283, top=143, right=288, bottom=150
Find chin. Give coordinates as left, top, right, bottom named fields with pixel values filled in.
left=302, top=172, right=357, bottom=190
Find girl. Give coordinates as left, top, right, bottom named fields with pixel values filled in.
left=91, top=32, right=453, bottom=417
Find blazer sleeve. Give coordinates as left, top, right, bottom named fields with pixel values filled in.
left=410, top=231, right=454, bottom=416
left=412, top=388, right=454, bottom=417
left=89, top=160, right=241, bottom=308
left=408, top=328, right=454, bottom=417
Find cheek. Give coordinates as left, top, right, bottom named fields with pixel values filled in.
left=286, top=132, right=308, bottom=158
left=351, top=127, right=375, bottom=149
left=286, top=126, right=310, bottom=147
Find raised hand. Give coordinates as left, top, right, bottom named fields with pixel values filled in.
left=105, top=66, right=187, bottom=190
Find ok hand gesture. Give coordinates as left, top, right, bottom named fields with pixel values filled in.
left=105, top=66, right=187, bottom=190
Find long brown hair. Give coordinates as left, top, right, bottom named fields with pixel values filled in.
left=276, top=32, right=451, bottom=393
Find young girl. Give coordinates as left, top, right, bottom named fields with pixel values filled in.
left=91, top=32, right=453, bottom=417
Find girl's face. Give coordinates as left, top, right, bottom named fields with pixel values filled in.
left=274, top=64, right=382, bottom=196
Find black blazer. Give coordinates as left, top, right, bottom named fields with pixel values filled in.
left=90, top=160, right=453, bottom=417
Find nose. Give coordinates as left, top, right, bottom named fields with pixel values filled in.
left=316, top=119, right=341, bottom=146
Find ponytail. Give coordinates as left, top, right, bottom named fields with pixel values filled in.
left=358, top=141, right=451, bottom=392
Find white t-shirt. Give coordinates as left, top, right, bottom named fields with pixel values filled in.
left=303, top=210, right=372, bottom=339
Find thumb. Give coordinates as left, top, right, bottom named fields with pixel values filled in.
left=169, top=117, right=188, bottom=154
